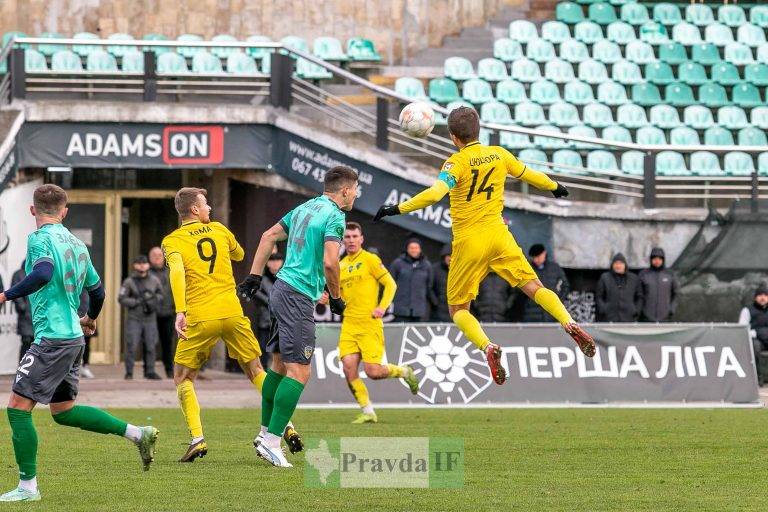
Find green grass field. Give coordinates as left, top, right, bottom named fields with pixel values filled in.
left=0, top=407, right=765, bottom=511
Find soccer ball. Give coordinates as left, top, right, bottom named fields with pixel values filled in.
left=399, top=102, right=435, bottom=138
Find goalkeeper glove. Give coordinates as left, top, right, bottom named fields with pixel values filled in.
left=328, top=295, right=346, bottom=315
left=373, top=204, right=400, bottom=222
left=237, top=274, right=262, bottom=302
left=552, top=183, right=569, bottom=199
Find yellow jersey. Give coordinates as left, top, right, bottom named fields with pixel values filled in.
left=339, top=249, right=394, bottom=320
left=161, top=220, right=245, bottom=323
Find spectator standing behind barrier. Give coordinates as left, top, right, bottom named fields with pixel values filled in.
left=738, top=285, right=768, bottom=383
left=11, top=260, right=33, bottom=361
left=638, top=247, right=679, bottom=322
left=596, top=253, right=642, bottom=322
left=252, top=252, right=284, bottom=368
left=390, top=237, right=435, bottom=322
left=474, top=272, right=513, bottom=322
left=118, top=255, right=163, bottom=380
left=522, top=244, right=569, bottom=323
left=77, top=288, right=96, bottom=379
left=149, top=246, right=176, bottom=378
left=431, top=244, right=452, bottom=322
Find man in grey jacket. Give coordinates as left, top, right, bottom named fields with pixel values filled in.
left=119, top=255, right=163, bottom=380
left=149, top=246, right=175, bottom=378
left=638, top=247, right=679, bottom=322
left=390, top=238, right=435, bottom=322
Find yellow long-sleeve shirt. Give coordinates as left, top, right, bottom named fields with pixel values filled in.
left=339, top=248, right=396, bottom=320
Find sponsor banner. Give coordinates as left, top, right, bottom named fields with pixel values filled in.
left=302, top=323, right=759, bottom=405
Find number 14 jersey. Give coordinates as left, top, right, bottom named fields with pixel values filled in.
left=162, top=221, right=245, bottom=323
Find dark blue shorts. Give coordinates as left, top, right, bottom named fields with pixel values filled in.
left=267, top=279, right=316, bottom=364
left=13, top=337, right=84, bottom=405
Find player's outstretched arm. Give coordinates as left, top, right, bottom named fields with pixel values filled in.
left=0, top=260, right=54, bottom=304
left=238, top=222, right=287, bottom=301
left=504, top=148, right=569, bottom=198
left=374, top=180, right=450, bottom=221
left=323, top=240, right=345, bottom=315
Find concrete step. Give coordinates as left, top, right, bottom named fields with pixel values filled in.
left=459, top=26, right=495, bottom=38
left=441, top=35, right=496, bottom=50
left=408, top=47, right=493, bottom=66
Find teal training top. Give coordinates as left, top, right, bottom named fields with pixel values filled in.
left=277, top=195, right=346, bottom=301
left=25, top=223, right=100, bottom=343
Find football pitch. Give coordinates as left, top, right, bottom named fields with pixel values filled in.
left=0, top=407, right=765, bottom=511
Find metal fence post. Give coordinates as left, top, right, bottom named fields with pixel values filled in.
left=143, top=51, right=156, bottom=102
left=643, top=150, right=656, bottom=209
left=376, top=97, right=389, bottom=151
left=751, top=167, right=759, bottom=213
left=10, top=48, right=25, bottom=100
left=270, top=52, right=293, bottom=109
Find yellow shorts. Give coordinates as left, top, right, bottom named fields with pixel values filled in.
left=447, top=227, right=538, bottom=305
left=174, top=315, right=262, bottom=370
left=338, top=319, right=385, bottom=364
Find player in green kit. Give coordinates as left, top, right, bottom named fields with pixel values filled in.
left=238, top=166, right=358, bottom=468
left=0, top=185, right=159, bottom=502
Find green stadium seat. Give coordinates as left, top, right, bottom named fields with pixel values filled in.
left=496, top=79, right=527, bottom=104
left=534, top=125, right=569, bottom=149
left=396, top=77, right=428, bottom=101
left=86, top=50, right=117, bottom=72
left=645, top=61, right=674, bottom=85
left=261, top=53, right=271, bottom=74
left=631, top=82, right=661, bottom=106
left=649, top=104, right=681, bottom=128
left=640, top=21, right=669, bottom=45
left=347, top=37, right=381, bottom=62
left=518, top=149, right=548, bottom=166
left=704, top=126, right=734, bottom=146
left=313, top=36, right=348, bottom=61
left=685, top=4, right=714, bottom=26
left=227, top=52, right=259, bottom=74
left=684, top=105, right=715, bottom=129
left=705, top=23, right=734, bottom=47
left=564, top=80, right=594, bottom=105
left=699, top=83, right=730, bottom=108
left=621, top=2, right=649, bottom=26
left=589, top=3, right=618, bottom=25
left=480, top=100, right=513, bottom=124
left=626, top=40, right=655, bottom=64
left=142, top=33, right=171, bottom=56
left=568, top=124, right=599, bottom=149
left=121, top=49, right=144, bottom=73
left=724, top=151, right=754, bottom=176
left=690, top=151, right=722, bottom=175
left=477, top=57, right=509, bottom=81
left=157, top=52, right=189, bottom=74
left=602, top=125, right=631, bottom=143
left=211, top=34, right=239, bottom=58
left=758, top=44, right=768, bottom=65
left=575, top=21, right=604, bottom=44
left=637, top=126, right=666, bottom=145
left=592, top=39, right=621, bottom=64
left=718, top=106, right=749, bottom=130
left=462, top=78, right=493, bottom=104
left=711, top=62, right=740, bottom=86
left=692, top=43, right=721, bottom=65
left=552, top=149, right=584, bottom=173
left=281, top=35, right=309, bottom=53
left=3, top=31, right=29, bottom=49
left=732, top=82, right=763, bottom=108
left=549, top=101, right=580, bottom=127
left=617, top=103, right=649, bottom=128
left=512, top=57, right=542, bottom=83
left=659, top=42, right=687, bottom=64
left=665, top=82, right=694, bottom=106
left=738, top=126, right=768, bottom=146
left=561, top=39, right=590, bottom=63
left=509, top=20, right=539, bottom=43
left=429, top=78, right=460, bottom=104
left=444, top=57, right=476, bottom=81
left=557, top=1, right=585, bottom=24
left=656, top=151, right=689, bottom=176
left=606, top=21, right=635, bottom=45
left=23, top=49, right=47, bottom=72
left=759, top=153, right=768, bottom=175
left=598, top=80, right=629, bottom=105
left=501, top=131, right=533, bottom=149
left=177, top=34, right=204, bottom=58
left=718, top=5, right=747, bottom=28
left=192, top=51, right=223, bottom=73
left=738, top=24, right=766, bottom=49
left=621, top=151, right=645, bottom=175
left=678, top=61, right=708, bottom=86
left=478, top=128, right=491, bottom=146
left=653, top=3, right=682, bottom=26
left=752, top=6, right=768, bottom=29
left=578, top=59, right=608, bottom=84
left=72, top=32, right=99, bottom=57
left=106, top=33, right=137, bottom=58
left=583, top=102, right=614, bottom=127
left=493, top=38, right=523, bottom=62
left=587, top=150, right=619, bottom=173
left=544, top=58, right=575, bottom=83
left=672, top=22, right=702, bottom=46
left=38, top=32, right=67, bottom=57
left=296, top=57, right=332, bottom=79
left=526, top=39, right=556, bottom=63
left=514, top=102, right=546, bottom=126
left=724, top=43, right=755, bottom=66
left=530, top=80, right=561, bottom=105
left=246, top=35, right=273, bottom=60
left=542, top=21, right=571, bottom=44
left=51, top=50, right=83, bottom=72
left=751, top=106, right=768, bottom=129
left=669, top=126, right=700, bottom=146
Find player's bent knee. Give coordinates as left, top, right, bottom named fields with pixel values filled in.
left=8, top=392, right=36, bottom=412
left=50, top=400, right=75, bottom=417
left=363, top=363, right=389, bottom=380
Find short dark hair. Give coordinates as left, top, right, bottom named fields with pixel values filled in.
left=528, top=243, right=546, bottom=257
left=345, top=221, right=363, bottom=234
left=33, top=184, right=68, bottom=216
left=324, top=166, right=358, bottom=193
left=174, top=187, right=206, bottom=216
left=447, top=106, right=480, bottom=145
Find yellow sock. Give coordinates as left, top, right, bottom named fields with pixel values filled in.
left=251, top=371, right=266, bottom=394
left=176, top=380, right=203, bottom=439
left=533, top=287, right=573, bottom=326
left=453, top=309, right=490, bottom=350
left=348, top=378, right=370, bottom=408
left=386, top=364, right=406, bottom=378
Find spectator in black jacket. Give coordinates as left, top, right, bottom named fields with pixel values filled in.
left=431, top=243, right=452, bottom=322
left=11, top=261, right=33, bottom=361
left=474, top=272, right=513, bottom=322
left=522, top=244, right=569, bottom=323
left=596, top=253, right=642, bottom=322
left=252, top=252, right=283, bottom=368
left=638, top=247, right=679, bottom=322
left=738, top=285, right=768, bottom=382
left=390, top=237, right=435, bottom=322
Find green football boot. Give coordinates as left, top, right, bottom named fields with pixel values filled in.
left=351, top=412, right=378, bottom=424
left=135, top=426, right=159, bottom=470
left=402, top=365, right=419, bottom=395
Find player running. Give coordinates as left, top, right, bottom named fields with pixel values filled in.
left=0, top=185, right=158, bottom=503
left=374, top=107, right=595, bottom=385
left=237, top=165, right=357, bottom=468
left=162, top=187, right=302, bottom=462
left=321, top=221, right=419, bottom=424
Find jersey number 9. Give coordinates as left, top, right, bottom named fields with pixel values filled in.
left=196, top=237, right=218, bottom=273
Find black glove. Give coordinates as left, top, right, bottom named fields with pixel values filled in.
left=328, top=295, right=346, bottom=315
left=373, top=204, right=400, bottom=222
left=237, top=274, right=262, bottom=302
left=552, top=183, right=569, bottom=199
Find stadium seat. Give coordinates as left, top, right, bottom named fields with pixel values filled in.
left=658, top=42, right=688, bottom=65
left=678, top=61, right=708, bottom=86
left=462, top=78, right=494, bottom=104
left=684, top=105, right=715, bottom=129
left=86, top=50, right=118, bottom=72
left=3, top=31, right=29, bottom=49
left=513, top=57, right=543, bottom=83
left=645, top=62, right=674, bottom=85
left=636, top=126, right=666, bottom=145
left=745, top=63, right=768, bottom=86
left=313, top=36, right=348, bottom=61
left=669, top=126, right=700, bottom=146
left=121, top=49, right=144, bottom=72
left=552, top=149, right=584, bottom=173
left=514, top=102, right=546, bottom=126
left=227, top=52, right=259, bottom=74
left=686, top=4, right=714, bottom=27
left=758, top=44, right=768, bottom=65
left=602, top=125, right=632, bottom=143
left=621, top=2, right=649, bottom=26
left=246, top=35, right=274, bottom=60
left=548, top=101, right=580, bottom=127
left=501, top=131, right=533, bottom=149
left=72, top=32, right=99, bottom=57
left=606, top=21, right=635, bottom=45
left=534, top=125, right=569, bottom=149
left=621, top=151, right=645, bottom=175
left=509, top=20, right=539, bottom=43
left=598, top=80, right=629, bottom=105
left=493, top=38, right=523, bottom=62
left=530, top=80, right=561, bottom=105
left=759, top=153, right=768, bottom=175
left=478, top=128, right=491, bottom=146
left=542, top=21, right=571, bottom=44
left=578, top=59, right=608, bottom=84
left=672, top=22, right=702, bottom=46
left=653, top=3, right=682, bottom=26
left=142, top=33, right=171, bottom=55
left=711, top=62, right=740, bottom=86
left=732, top=82, right=762, bottom=108
left=612, top=60, right=643, bottom=85
left=477, top=58, right=509, bottom=81
left=177, top=34, right=204, bottom=58
left=444, top=57, right=476, bottom=81
left=260, top=53, right=271, bottom=74
left=561, top=39, right=590, bottom=63
left=564, top=80, right=595, bottom=105
left=704, top=126, right=734, bottom=146
left=589, top=3, right=618, bottom=25
left=51, top=50, right=83, bottom=72
left=23, top=49, right=47, bottom=72
left=157, top=52, right=189, bottom=74
left=724, top=151, right=755, bottom=176
left=106, top=33, right=137, bottom=58
left=738, top=126, right=768, bottom=146
left=544, top=58, right=574, bottom=83
left=347, top=37, right=381, bottom=62
left=738, top=24, right=766, bottom=48
left=656, top=151, right=689, bottom=176
left=691, top=43, right=721, bottom=65
left=718, top=106, right=749, bottom=130
left=496, top=79, right=527, bottom=104
left=587, top=150, right=619, bottom=173
left=751, top=106, right=768, bottom=129
left=518, top=149, right=548, bottom=165
left=429, top=78, right=460, bottom=104
left=705, top=23, right=734, bottom=47
left=718, top=5, right=747, bottom=28
left=211, top=34, right=239, bottom=58
left=557, top=1, right=585, bottom=24
left=38, top=32, right=67, bottom=57
left=617, top=103, right=649, bottom=128
left=281, top=35, right=309, bottom=53
left=665, top=82, right=694, bottom=106
left=649, top=104, right=681, bottom=129
left=436, top=100, right=472, bottom=126
left=296, top=57, right=332, bottom=79
left=192, top=51, right=223, bottom=74
left=592, top=39, right=621, bottom=64
left=583, top=102, right=614, bottom=128
left=626, top=41, right=656, bottom=64
left=480, top=100, right=513, bottom=124
left=752, top=6, right=768, bottom=29
left=631, top=82, right=661, bottom=106
left=690, top=151, right=722, bottom=175
left=396, top=77, right=428, bottom=101
left=568, top=124, right=599, bottom=149
left=527, top=39, right=556, bottom=63
left=640, top=21, right=669, bottom=45
left=725, top=43, right=755, bottom=66
left=575, top=21, right=604, bottom=44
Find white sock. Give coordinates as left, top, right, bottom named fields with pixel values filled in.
left=362, top=404, right=375, bottom=415
left=260, top=425, right=268, bottom=437
left=124, top=424, right=142, bottom=443
left=191, top=436, right=204, bottom=445
left=264, top=432, right=281, bottom=449
left=18, top=477, right=37, bottom=492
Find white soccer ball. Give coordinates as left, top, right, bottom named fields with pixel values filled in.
left=399, top=102, right=435, bottom=138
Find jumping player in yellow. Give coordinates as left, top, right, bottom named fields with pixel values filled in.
left=374, top=107, right=595, bottom=385
left=321, top=222, right=419, bottom=424
left=162, top=187, right=302, bottom=462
